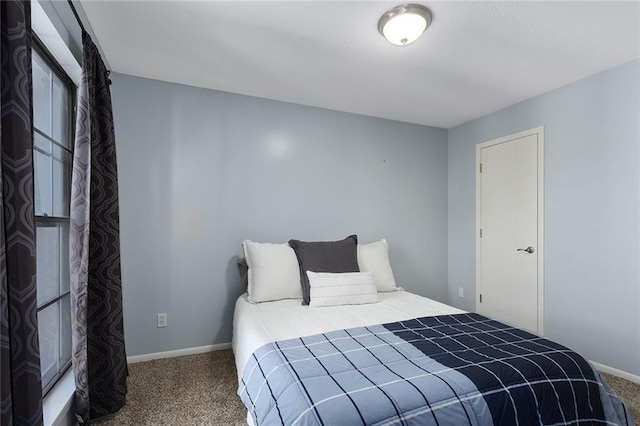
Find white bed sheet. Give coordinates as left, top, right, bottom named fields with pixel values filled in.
left=232, top=290, right=464, bottom=381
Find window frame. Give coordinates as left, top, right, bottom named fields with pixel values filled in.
left=33, top=34, right=76, bottom=397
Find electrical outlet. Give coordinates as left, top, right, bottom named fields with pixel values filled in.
left=458, top=287, right=464, bottom=298
left=157, top=313, right=167, bottom=328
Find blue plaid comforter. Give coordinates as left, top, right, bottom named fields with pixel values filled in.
left=239, top=313, right=632, bottom=425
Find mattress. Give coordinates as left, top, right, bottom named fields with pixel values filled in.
left=232, top=289, right=463, bottom=381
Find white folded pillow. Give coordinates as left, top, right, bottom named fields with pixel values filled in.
left=357, top=239, right=398, bottom=292
left=242, top=240, right=302, bottom=303
left=307, top=271, right=378, bottom=307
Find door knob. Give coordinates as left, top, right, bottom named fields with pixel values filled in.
left=517, top=246, right=535, bottom=254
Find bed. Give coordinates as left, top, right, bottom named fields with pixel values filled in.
left=232, top=237, right=632, bottom=425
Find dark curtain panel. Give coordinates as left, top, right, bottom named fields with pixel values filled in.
left=0, top=1, right=44, bottom=425
left=70, top=31, right=127, bottom=424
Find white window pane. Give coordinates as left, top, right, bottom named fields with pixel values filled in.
left=59, top=224, right=70, bottom=294
left=52, top=145, right=71, bottom=217
left=38, top=303, right=60, bottom=389
left=34, top=134, right=52, bottom=216
left=60, top=295, right=71, bottom=367
left=52, top=75, right=70, bottom=146
left=32, top=44, right=74, bottom=394
left=34, top=132, right=50, bottom=152
left=32, top=52, right=51, bottom=136
left=36, top=226, right=59, bottom=306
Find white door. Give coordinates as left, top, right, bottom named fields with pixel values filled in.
left=476, top=128, right=544, bottom=334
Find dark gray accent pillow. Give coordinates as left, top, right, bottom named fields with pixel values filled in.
left=288, top=235, right=359, bottom=305
left=237, top=258, right=248, bottom=289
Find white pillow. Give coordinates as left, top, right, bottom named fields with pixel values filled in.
left=357, top=239, right=398, bottom=292
left=306, top=271, right=378, bottom=307
left=242, top=240, right=302, bottom=303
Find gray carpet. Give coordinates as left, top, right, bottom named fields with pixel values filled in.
left=93, top=350, right=246, bottom=425
left=93, top=349, right=639, bottom=425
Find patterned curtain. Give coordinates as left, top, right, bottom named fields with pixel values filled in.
left=70, top=31, right=127, bottom=424
left=0, top=1, right=44, bottom=425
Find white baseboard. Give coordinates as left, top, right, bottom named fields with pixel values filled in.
left=127, top=342, right=231, bottom=364
left=591, top=360, right=640, bottom=384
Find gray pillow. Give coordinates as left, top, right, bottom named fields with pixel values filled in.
left=237, top=258, right=248, bottom=289
left=288, top=235, right=359, bottom=305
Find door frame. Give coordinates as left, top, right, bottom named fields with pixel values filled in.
left=475, top=126, right=545, bottom=334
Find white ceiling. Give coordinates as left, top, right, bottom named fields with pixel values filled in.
left=80, top=1, right=639, bottom=129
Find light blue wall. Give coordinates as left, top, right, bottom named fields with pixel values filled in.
left=110, top=73, right=449, bottom=356
left=112, top=61, right=639, bottom=376
left=448, top=60, right=640, bottom=375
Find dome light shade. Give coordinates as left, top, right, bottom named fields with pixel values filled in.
left=378, top=4, right=432, bottom=46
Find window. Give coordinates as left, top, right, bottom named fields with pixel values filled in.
left=33, top=39, right=75, bottom=395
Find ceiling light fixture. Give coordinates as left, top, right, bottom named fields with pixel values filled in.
left=378, top=4, right=432, bottom=46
